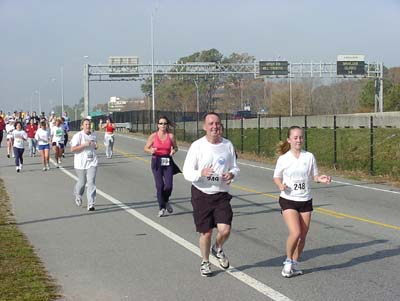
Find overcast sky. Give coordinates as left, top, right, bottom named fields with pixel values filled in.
left=1, top=0, right=399, bottom=113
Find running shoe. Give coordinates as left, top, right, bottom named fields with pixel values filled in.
left=166, top=202, right=173, bottom=213
left=42, top=167, right=47, bottom=171
left=75, top=197, right=82, bottom=207
left=46, top=165, right=50, bottom=171
left=211, top=244, right=229, bottom=269
left=200, top=261, right=212, bottom=277
left=16, top=167, right=20, bottom=173
left=281, top=260, right=294, bottom=278
left=7, top=154, right=10, bottom=158
left=88, top=206, right=95, bottom=211
left=158, top=208, right=166, bottom=217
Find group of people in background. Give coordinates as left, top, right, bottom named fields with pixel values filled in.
left=1, top=109, right=332, bottom=279
left=0, top=110, right=70, bottom=171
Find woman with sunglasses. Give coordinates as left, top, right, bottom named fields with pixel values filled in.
left=144, top=116, right=179, bottom=217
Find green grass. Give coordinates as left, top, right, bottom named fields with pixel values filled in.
left=0, top=179, right=60, bottom=301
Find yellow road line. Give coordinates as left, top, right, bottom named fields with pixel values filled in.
left=109, top=146, right=399, bottom=231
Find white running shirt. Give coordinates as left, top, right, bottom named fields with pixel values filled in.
left=35, top=128, right=50, bottom=145
left=70, top=131, right=98, bottom=170
left=183, top=136, right=239, bottom=194
left=273, top=150, right=318, bottom=202
left=12, top=130, right=27, bottom=149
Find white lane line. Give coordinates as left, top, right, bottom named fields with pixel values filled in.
left=117, top=134, right=400, bottom=195
left=59, top=164, right=292, bottom=301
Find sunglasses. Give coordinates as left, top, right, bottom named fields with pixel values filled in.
left=158, top=122, right=168, bottom=125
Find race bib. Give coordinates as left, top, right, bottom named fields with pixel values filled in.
left=206, top=174, right=221, bottom=185
left=161, top=157, right=170, bottom=166
left=291, top=179, right=307, bottom=195
left=86, top=150, right=94, bottom=161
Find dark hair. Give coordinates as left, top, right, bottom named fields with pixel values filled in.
left=203, top=112, right=220, bottom=122
left=40, top=120, right=47, bottom=127
left=276, top=126, right=303, bottom=156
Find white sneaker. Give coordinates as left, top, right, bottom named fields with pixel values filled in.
left=46, top=165, right=50, bottom=171
left=42, top=167, right=47, bottom=171
left=200, top=261, right=212, bottom=277
left=75, top=197, right=82, bottom=207
left=158, top=208, right=166, bottom=217
left=211, top=244, right=229, bottom=269
left=281, top=260, right=293, bottom=278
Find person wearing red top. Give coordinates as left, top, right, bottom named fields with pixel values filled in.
left=0, top=115, right=5, bottom=148
left=144, top=116, right=179, bottom=217
left=25, top=118, right=38, bottom=156
left=101, top=117, right=116, bottom=158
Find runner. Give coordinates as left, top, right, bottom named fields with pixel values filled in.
left=51, top=117, right=65, bottom=168
left=183, top=112, right=239, bottom=277
left=12, top=121, right=27, bottom=172
left=5, top=118, right=15, bottom=158
left=70, top=118, right=98, bottom=211
left=35, top=120, right=51, bottom=171
left=144, top=116, right=179, bottom=217
left=273, top=125, right=331, bottom=278
left=25, top=118, right=38, bottom=157
left=102, top=117, right=116, bottom=159
left=0, top=114, right=5, bottom=148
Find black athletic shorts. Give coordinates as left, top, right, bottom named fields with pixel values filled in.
left=191, top=185, right=233, bottom=233
left=279, top=197, right=313, bottom=213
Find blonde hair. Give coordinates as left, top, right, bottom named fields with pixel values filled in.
left=276, top=126, right=302, bottom=156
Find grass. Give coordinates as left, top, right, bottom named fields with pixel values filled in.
left=0, top=179, right=60, bottom=301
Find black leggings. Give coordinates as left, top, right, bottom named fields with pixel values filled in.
left=13, top=147, right=24, bottom=166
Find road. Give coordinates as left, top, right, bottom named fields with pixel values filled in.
left=1, top=132, right=400, bottom=301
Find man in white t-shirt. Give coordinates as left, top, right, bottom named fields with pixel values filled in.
left=70, top=118, right=98, bottom=211
left=183, top=112, right=239, bottom=277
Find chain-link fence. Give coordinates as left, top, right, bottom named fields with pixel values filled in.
left=70, top=110, right=400, bottom=179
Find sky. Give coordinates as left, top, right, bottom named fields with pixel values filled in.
left=1, top=0, right=399, bottom=114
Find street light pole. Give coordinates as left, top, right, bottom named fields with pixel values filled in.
left=61, top=66, right=64, bottom=114
left=151, top=12, right=155, bottom=130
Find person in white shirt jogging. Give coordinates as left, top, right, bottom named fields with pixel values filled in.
left=51, top=117, right=65, bottom=168
left=35, top=120, right=51, bottom=171
left=70, top=118, right=98, bottom=211
left=273, top=125, right=331, bottom=278
left=183, top=112, right=239, bottom=277
left=12, top=121, right=28, bottom=172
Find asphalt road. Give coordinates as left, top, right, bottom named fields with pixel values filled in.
left=1, top=132, right=400, bottom=301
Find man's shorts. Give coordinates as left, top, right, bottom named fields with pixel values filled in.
left=279, top=197, right=313, bottom=213
left=38, top=144, right=50, bottom=151
left=52, top=142, right=64, bottom=149
left=191, top=185, right=233, bottom=233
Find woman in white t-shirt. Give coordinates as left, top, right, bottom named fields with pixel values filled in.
left=35, top=120, right=51, bottom=171
left=273, top=126, right=331, bottom=278
left=50, top=117, right=65, bottom=168
left=12, top=121, right=28, bottom=172
left=70, top=118, right=98, bottom=211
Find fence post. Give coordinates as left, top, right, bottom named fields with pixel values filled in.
left=257, top=114, right=261, bottom=155
left=304, top=115, right=308, bottom=151
left=333, top=115, right=337, bottom=169
left=225, top=113, right=228, bottom=139
left=142, top=110, right=145, bottom=134
left=183, top=112, right=186, bottom=142
left=240, top=117, right=244, bottom=154
left=173, top=111, right=176, bottom=137
left=136, top=111, right=139, bottom=132
left=370, top=116, right=374, bottom=176
left=196, top=112, right=199, bottom=139
left=278, top=115, right=282, bottom=141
